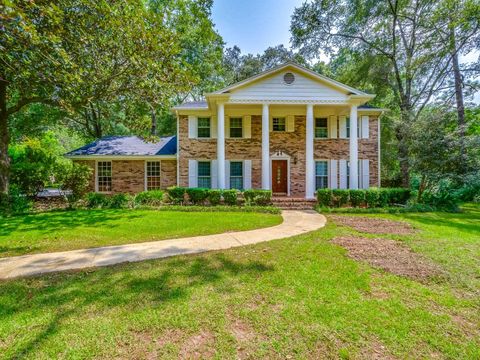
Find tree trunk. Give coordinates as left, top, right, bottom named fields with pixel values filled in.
left=396, top=111, right=411, bottom=188
left=150, top=107, right=157, bottom=136
left=450, top=29, right=466, bottom=169
left=0, top=79, right=9, bottom=194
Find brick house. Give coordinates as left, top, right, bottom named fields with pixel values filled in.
left=67, top=62, right=384, bottom=199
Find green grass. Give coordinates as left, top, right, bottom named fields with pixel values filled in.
left=0, top=209, right=282, bottom=258
left=0, top=205, right=479, bottom=358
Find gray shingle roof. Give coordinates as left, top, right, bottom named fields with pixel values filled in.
left=173, top=101, right=208, bottom=110
left=66, top=136, right=177, bottom=156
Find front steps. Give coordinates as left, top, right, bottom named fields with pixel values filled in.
left=272, top=197, right=317, bottom=210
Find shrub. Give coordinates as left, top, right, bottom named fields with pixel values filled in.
left=109, top=193, right=131, bottom=209
left=349, top=190, right=366, bottom=207
left=222, top=189, right=238, bottom=206
left=387, top=188, right=411, bottom=205
left=186, top=188, right=209, bottom=205
left=365, top=189, right=380, bottom=208
left=377, top=189, right=390, bottom=207
left=207, top=189, right=222, bottom=205
left=0, top=186, right=31, bottom=215
left=332, top=189, right=349, bottom=207
left=135, top=190, right=164, bottom=206
left=86, top=192, right=110, bottom=208
left=59, top=163, right=92, bottom=205
left=317, top=189, right=333, bottom=207
left=167, top=186, right=186, bottom=204
left=243, top=189, right=272, bottom=206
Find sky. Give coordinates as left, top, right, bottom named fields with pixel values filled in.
left=211, top=0, right=479, bottom=103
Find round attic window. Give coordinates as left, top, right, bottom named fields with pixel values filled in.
left=283, top=72, right=295, bottom=85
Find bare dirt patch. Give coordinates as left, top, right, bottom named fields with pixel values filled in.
left=179, top=330, right=215, bottom=359
left=329, top=215, right=415, bottom=235
left=332, top=236, right=440, bottom=281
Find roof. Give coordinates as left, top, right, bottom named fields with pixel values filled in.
left=174, top=101, right=208, bottom=110
left=66, top=135, right=177, bottom=157
left=210, top=61, right=371, bottom=97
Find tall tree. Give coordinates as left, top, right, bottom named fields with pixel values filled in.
left=291, top=0, right=453, bottom=187
left=0, top=0, right=194, bottom=192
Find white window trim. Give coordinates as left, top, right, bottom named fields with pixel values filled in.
left=228, top=159, right=244, bottom=190
left=271, top=116, right=287, bottom=132
left=197, top=159, right=212, bottom=188
left=95, top=159, right=112, bottom=193
left=314, top=159, right=329, bottom=190
left=314, top=117, right=329, bottom=139
left=144, top=160, right=162, bottom=191
left=197, top=117, right=212, bottom=139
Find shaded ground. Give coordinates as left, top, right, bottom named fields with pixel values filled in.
left=329, top=215, right=415, bottom=234
left=332, top=236, right=442, bottom=281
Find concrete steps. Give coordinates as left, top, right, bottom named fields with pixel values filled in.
left=272, top=197, right=317, bottom=210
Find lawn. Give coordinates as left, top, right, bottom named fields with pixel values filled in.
left=0, top=209, right=282, bottom=258
left=0, top=205, right=479, bottom=359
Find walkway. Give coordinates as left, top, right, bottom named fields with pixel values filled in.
left=0, top=210, right=326, bottom=279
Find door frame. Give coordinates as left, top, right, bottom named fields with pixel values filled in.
left=270, top=153, right=290, bottom=196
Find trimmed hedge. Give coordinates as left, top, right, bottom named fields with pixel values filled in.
left=186, top=188, right=209, bottom=205
left=222, top=189, right=238, bottom=206
left=317, top=188, right=410, bottom=208
left=243, top=189, right=272, bottom=206
left=207, top=189, right=222, bottom=206
left=135, top=190, right=164, bottom=206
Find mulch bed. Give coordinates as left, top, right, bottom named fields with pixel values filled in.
left=332, top=236, right=441, bottom=281
left=329, top=215, right=415, bottom=235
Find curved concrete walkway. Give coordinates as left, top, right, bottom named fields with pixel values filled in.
left=0, top=210, right=326, bottom=280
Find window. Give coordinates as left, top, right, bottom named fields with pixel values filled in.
left=97, top=161, right=112, bottom=192
left=230, top=117, right=243, bottom=138
left=346, top=161, right=350, bottom=189
left=146, top=161, right=161, bottom=190
left=315, top=118, right=328, bottom=138
left=272, top=117, right=286, bottom=132
left=315, top=161, right=328, bottom=190
left=346, top=117, right=350, bottom=138
left=230, top=161, right=243, bottom=190
left=197, top=161, right=211, bottom=188
left=197, top=117, right=211, bottom=138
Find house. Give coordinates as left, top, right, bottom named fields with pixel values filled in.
left=66, top=62, right=384, bottom=199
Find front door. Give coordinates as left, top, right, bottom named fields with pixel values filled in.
left=272, top=160, right=288, bottom=194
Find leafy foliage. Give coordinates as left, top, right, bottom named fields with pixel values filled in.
left=243, top=190, right=272, bottom=206
left=222, top=190, right=238, bottom=206
left=58, top=163, right=92, bottom=205
left=135, top=190, right=165, bottom=206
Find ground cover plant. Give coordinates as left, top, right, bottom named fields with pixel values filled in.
left=0, top=205, right=478, bottom=358
left=0, top=210, right=282, bottom=258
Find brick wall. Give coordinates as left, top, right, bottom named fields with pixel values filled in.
left=178, top=114, right=380, bottom=196
left=73, top=159, right=177, bottom=194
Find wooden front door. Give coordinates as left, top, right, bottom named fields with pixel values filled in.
left=272, top=160, right=288, bottom=194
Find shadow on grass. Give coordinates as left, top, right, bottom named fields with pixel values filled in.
left=0, top=253, right=274, bottom=359
left=0, top=209, right=143, bottom=238
left=399, top=206, right=480, bottom=237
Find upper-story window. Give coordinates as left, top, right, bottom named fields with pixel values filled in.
left=230, top=117, right=243, bottom=138
left=197, top=117, right=211, bottom=138
left=315, top=118, right=328, bottom=138
left=272, top=117, right=286, bottom=132
left=97, top=161, right=112, bottom=192
left=346, top=117, right=350, bottom=138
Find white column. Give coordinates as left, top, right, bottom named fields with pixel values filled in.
left=349, top=104, right=359, bottom=189
left=305, top=104, right=315, bottom=199
left=217, top=103, right=225, bottom=189
left=261, top=104, right=270, bottom=190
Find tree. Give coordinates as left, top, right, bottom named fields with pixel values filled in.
left=223, top=45, right=307, bottom=85
left=291, top=0, right=454, bottom=187
left=1, top=0, right=195, bottom=192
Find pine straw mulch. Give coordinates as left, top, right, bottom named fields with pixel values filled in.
left=332, top=236, right=442, bottom=281
left=328, top=215, right=416, bottom=235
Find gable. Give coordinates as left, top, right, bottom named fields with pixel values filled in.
left=227, top=69, right=350, bottom=103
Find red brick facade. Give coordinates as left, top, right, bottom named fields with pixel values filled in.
left=178, top=115, right=379, bottom=197
left=74, top=159, right=177, bottom=194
